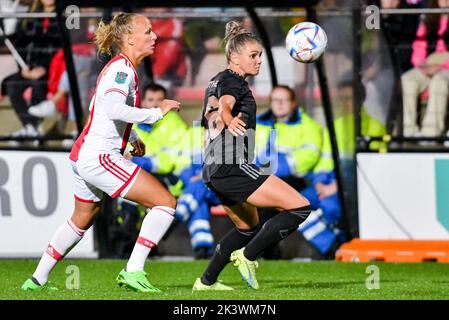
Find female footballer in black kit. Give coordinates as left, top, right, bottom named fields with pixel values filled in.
left=192, top=21, right=311, bottom=291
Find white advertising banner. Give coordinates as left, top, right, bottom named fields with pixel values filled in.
left=357, top=153, right=449, bottom=240
left=0, top=150, right=96, bottom=257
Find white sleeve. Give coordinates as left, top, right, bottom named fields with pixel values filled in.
left=129, top=129, right=139, bottom=143
left=99, top=62, right=163, bottom=124
left=98, top=61, right=134, bottom=99
left=103, top=92, right=163, bottom=124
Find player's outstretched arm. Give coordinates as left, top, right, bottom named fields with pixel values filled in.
left=103, top=91, right=164, bottom=124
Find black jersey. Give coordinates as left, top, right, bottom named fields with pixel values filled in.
left=201, top=69, right=258, bottom=183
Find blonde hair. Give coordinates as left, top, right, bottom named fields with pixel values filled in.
left=223, top=20, right=261, bottom=63
left=94, top=12, right=138, bottom=56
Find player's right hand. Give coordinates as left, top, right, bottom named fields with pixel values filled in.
left=228, top=112, right=246, bottom=136
left=159, top=99, right=181, bottom=115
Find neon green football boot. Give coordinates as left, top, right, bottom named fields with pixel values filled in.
left=192, top=278, right=234, bottom=292
left=116, top=269, right=161, bottom=293
left=21, top=278, right=58, bottom=291
left=230, top=248, right=259, bottom=289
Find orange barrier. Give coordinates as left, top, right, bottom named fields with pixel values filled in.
left=336, top=239, right=449, bottom=263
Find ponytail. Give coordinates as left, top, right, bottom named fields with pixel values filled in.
left=223, top=20, right=261, bottom=62
left=94, top=12, right=137, bottom=56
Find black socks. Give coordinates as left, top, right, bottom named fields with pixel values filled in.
left=200, top=205, right=311, bottom=285
left=243, top=206, right=311, bottom=261
left=201, top=226, right=258, bottom=285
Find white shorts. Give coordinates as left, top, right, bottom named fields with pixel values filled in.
left=71, top=152, right=141, bottom=203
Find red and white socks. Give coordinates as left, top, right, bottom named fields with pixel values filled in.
left=32, top=219, right=86, bottom=285
left=31, top=206, right=175, bottom=284
left=125, top=206, right=175, bottom=272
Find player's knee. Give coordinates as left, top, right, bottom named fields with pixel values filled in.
left=288, top=205, right=312, bottom=223
left=301, top=197, right=311, bottom=208
left=140, top=192, right=176, bottom=209
left=281, top=196, right=310, bottom=211
left=71, top=210, right=98, bottom=230
left=257, top=206, right=312, bottom=240
left=158, top=194, right=177, bottom=209
left=234, top=220, right=258, bottom=231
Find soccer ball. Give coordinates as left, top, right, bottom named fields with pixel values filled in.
left=286, top=22, right=328, bottom=63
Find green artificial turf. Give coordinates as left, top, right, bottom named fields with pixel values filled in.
left=1, top=259, right=448, bottom=300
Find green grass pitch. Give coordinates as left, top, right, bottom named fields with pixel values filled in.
left=1, top=259, right=449, bottom=300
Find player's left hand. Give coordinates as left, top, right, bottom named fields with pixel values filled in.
left=130, top=139, right=146, bottom=157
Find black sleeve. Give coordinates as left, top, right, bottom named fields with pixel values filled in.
left=217, top=76, right=241, bottom=100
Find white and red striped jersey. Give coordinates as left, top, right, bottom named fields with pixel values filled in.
left=70, top=53, right=163, bottom=162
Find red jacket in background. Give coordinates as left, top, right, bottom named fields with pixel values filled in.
left=151, top=18, right=187, bottom=80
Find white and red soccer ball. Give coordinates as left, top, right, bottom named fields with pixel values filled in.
left=286, top=21, right=328, bottom=63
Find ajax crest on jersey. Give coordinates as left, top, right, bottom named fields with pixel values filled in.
left=286, top=22, right=328, bottom=63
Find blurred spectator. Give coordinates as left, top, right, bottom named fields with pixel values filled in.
left=401, top=0, right=449, bottom=137
left=0, top=0, right=60, bottom=140
left=143, top=8, right=187, bottom=91
left=255, top=85, right=323, bottom=180
left=334, top=73, right=387, bottom=155
left=193, top=34, right=227, bottom=87
left=0, top=0, right=30, bottom=35
left=27, top=12, right=98, bottom=146
left=183, top=18, right=223, bottom=86
left=329, top=73, right=387, bottom=196
left=28, top=46, right=95, bottom=147
left=362, top=51, right=394, bottom=125
left=373, top=0, right=426, bottom=74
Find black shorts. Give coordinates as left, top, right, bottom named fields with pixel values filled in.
left=206, top=164, right=269, bottom=207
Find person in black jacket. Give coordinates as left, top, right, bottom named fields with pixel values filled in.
left=1, top=0, right=60, bottom=139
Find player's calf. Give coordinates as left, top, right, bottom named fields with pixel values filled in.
left=243, top=205, right=311, bottom=261
left=125, top=206, right=175, bottom=273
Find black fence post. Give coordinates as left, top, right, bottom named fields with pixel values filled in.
left=55, top=3, right=84, bottom=136
left=352, top=1, right=363, bottom=238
